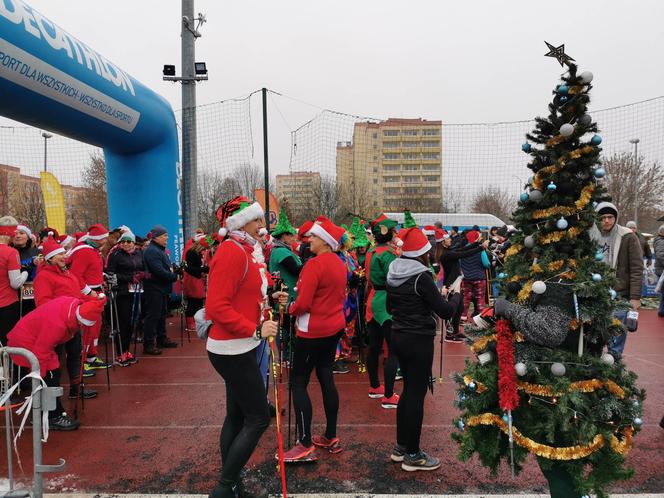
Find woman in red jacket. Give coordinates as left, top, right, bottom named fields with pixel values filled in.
left=283, top=216, right=348, bottom=463
left=8, top=295, right=105, bottom=430
left=183, top=235, right=209, bottom=331
left=205, top=196, right=286, bottom=498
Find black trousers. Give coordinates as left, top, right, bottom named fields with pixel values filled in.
left=291, top=332, right=341, bottom=447
left=0, top=301, right=20, bottom=345
left=208, top=348, right=270, bottom=485
left=367, top=319, right=397, bottom=398
left=450, top=292, right=465, bottom=334
left=143, top=289, right=168, bottom=346
left=56, top=332, right=82, bottom=383
left=114, top=294, right=135, bottom=353
left=392, top=331, right=434, bottom=454
left=185, top=297, right=204, bottom=318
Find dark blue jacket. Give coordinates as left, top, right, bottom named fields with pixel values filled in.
left=460, top=249, right=487, bottom=281
left=143, top=242, right=177, bottom=294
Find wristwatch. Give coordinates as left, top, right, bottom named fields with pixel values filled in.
left=254, top=327, right=262, bottom=341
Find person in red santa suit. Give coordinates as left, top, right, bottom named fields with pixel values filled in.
left=67, top=224, right=111, bottom=374
left=183, top=234, right=209, bottom=332
left=0, top=216, right=28, bottom=345
left=205, top=196, right=287, bottom=498
left=7, top=295, right=106, bottom=430
left=283, top=216, right=348, bottom=463
left=33, top=236, right=99, bottom=399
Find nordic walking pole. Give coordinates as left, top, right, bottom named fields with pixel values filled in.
left=268, top=312, right=288, bottom=498
left=438, top=319, right=445, bottom=383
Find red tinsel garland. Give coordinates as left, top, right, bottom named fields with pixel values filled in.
left=496, top=318, right=520, bottom=411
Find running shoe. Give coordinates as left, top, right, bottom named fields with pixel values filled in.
left=49, top=412, right=80, bottom=431
left=401, top=450, right=441, bottom=472
left=390, top=443, right=407, bottom=462
left=444, top=332, right=464, bottom=343
left=368, top=385, right=385, bottom=399
left=312, top=435, right=342, bottom=453
left=332, top=360, right=350, bottom=374
left=86, top=357, right=111, bottom=369
left=381, top=393, right=400, bottom=409
left=394, top=368, right=403, bottom=381
left=82, top=363, right=96, bottom=378
left=125, top=351, right=138, bottom=364
left=283, top=442, right=317, bottom=463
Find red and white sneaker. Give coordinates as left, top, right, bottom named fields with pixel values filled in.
left=283, top=442, right=317, bottom=463
left=125, top=351, right=138, bottom=364
left=381, top=393, right=400, bottom=409
left=312, top=435, right=342, bottom=454
left=368, top=385, right=385, bottom=399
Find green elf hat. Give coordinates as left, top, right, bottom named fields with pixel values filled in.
left=403, top=210, right=417, bottom=229
left=271, top=208, right=297, bottom=237
left=370, top=213, right=398, bottom=237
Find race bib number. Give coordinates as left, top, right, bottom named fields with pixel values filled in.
left=22, top=283, right=34, bottom=300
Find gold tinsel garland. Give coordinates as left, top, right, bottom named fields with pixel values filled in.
left=465, top=413, right=633, bottom=460
left=532, top=263, right=543, bottom=273
left=470, top=332, right=525, bottom=354
left=505, top=244, right=523, bottom=259
left=532, top=146, right=594, bottom=190
left=532, top=184, right=594, bottom=220
left=517, top=379, right=626, bottom=399
left=517, top=281, right=533, bottom=302
left=463, top=375, right=488, bottom=393
left=547, top=260, right=565, bottom=271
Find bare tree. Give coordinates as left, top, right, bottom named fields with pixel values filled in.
left=76, top=151, right=109, bottom=229
left=603, top=153, right=664, bottom=233
left=470, top=186, right=515, bottom=223
left=233, top=163, right=263, bottom=198
left=197, top=172, right=241, bottom=233
left=318, top=175, right=338, bottom=221
left=13, top=181, right=45, bottom=230
left=442, top=186, right=465, bottom=213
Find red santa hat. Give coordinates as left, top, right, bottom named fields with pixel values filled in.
left=0, top=216, right=18, bottom=237
left=423, top=225, right=436, bottom=236
left=86, top=223, right=109, bottom=241
left=298, top=220, right=314, bottom=242
left=399, top=227, right=432, bottom=258
left=466, top=230, right=481, bottom=244
left=215, top=196, right=264, bottom=238
left=76, top=298, right=106, bottom=326
left=42, top=236, right=66, bottom=260
left=57, top=234, right=75, bottom=247
left=308, top=216, right=346, bottom=252
left=16, top=224, right=33, bottom=239
left=434, top=228, right=449, bottom=243
left=73, top=231, right=86, bottom=242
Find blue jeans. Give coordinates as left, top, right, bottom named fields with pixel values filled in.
left=609, top=310, right=628, bottom=355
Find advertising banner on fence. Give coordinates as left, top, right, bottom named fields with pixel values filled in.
left=40, top=171, right=66, bottom=234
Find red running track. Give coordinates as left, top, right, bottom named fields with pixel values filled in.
left=2, top=311, right=663, bottom=495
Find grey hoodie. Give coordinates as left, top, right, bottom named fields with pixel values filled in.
left=387, top=258, right=429, bottom=287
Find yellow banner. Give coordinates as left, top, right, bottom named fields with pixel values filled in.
left=254, top=188, right=280, bottom=230
left=40, top=171, right=66, bottom=234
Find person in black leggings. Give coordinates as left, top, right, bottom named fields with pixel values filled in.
left=386, top=227, right=461, bottom=472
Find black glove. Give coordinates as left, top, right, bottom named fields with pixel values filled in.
left=494, top=298, right=510, bottom=318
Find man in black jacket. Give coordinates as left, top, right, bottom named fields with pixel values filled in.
left=142, top=225, right=178, bottom=354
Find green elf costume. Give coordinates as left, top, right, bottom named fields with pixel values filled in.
left=365, top=213, right=401, bottom=407
left=268, top=208, right=302, bottom=304
left=350, top=217, right=371, bottom=268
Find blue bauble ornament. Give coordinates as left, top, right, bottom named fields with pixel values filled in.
left=633, top=417, right=643, bottom=426
left=560, top=96, right=568, bottom=103
left=497, top=272, right=506, bottom=280
left=609, top=289, right=617, bottom=300
left=502, top=414, right=509, bottom=423
left=457, top=419, right=465, bottom=431
left=595, top=251, right=604, bottom=261
left=592, top=273, right=602, bottom=282
left=547, top=181, right=557, bottom=191
left=520, top=192, right=529, bottom=202
left=591, top=134, right=602, bottom=145
left=594, top=168, right=606, bottom=179
left=459, top=393, right=468, bottom=402
left=592, top=201, right=598, bottom=208
left=468, top=381, right=477, bottom=392
left=522, top=143, right=532, bottom=152
left=558, top=84, right=569, bottom=94
left=556, top=217, right=568, bottom=230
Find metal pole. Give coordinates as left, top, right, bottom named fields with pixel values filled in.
left=181, top=0, right=198, bottom=240
left=631, top=139, right=639, bottom=225
left=262, top=88, right=270, bottom=226
left=43, top=136, right=47, bottom=172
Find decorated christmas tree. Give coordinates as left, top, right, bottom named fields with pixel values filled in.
left=453, top=43, right=645, bottom=498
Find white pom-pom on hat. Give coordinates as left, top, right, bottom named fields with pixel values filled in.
left=218, top=227, right=228, bottom=238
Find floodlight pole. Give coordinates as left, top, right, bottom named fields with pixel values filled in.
left=262, top=88, right=270, bottom=227
left=181, top=0, right=198, bottom=241
left=629, top=138, right=639, bottom=225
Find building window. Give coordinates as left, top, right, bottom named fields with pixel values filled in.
left=384, top=187, right=401, bottom=194
left=422, top=164, right=440, bottom=170
left=422, top=187, right=440, bottom=193
left=384, top=176, right=400, bottom=183
left=373, top=155, right=378, bottom=160
left=423, top=175, right=440, bottom=182
left=423, top=129, right=439, bottom=136
left=372, top=133, right=378, bottom=139
left=403, top=153, right=419, bottom=160
left=383, top=164, right=400, bottom=171
left=403, top=141, right=418, bottom=148
left=383, top=153, right=399, bottom=160
left=373, top=178, right=378, bottom=184
left=404, top=187, right=420, bottom=194
left=422, top=141, right=440, bottom=148
left=383, top=130, right=399, bottom=136
left=403, top=176, right=420, bottom=183
left=383, top=142, right=399, bottom=149
left=403, top=129, right=418, bottom=136
left=373, top=167, right=378, bottom=173
left=373, top=144, right=378, bottom=149
left=422, top=152, right=440, bottom=160
left=403, top=165, right=419, bottom=171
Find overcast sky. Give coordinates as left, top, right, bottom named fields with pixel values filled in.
left=2, top=0, right=663, bottom=184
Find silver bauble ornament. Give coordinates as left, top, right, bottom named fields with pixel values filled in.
left=478, top=352, right=493, bottom=365
left=532, top=280, right=547, bottom=294
left=559, top=123, right=575, bottom=137
left=633, top=417, right=643, bottom=426
left=551, top=362, right=566, bottom=377
left=579, top=71, right=594, bottom=84
left=578, top=114, right=592, bottom=126
left=515, top=362, right=527, bottom=376
left=529, top=190, right=543, bottom=203
left=601, top=353, right=615, bottom=366
left=524, top=235, right=536, bottom=249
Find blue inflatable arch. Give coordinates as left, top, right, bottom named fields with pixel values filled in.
left=0, top=0, right=182, bottom=260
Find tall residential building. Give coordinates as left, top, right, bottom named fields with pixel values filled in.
left=335, top=118, right=442, bottom=214
left=276, top=171, right=322, bottom=221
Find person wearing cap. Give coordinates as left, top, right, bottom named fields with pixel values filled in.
left=282, top=216, right=347, bottom=463
left=590, top=201, right=643, bottom=356
left=0, top=216, right=28, bottom=345
left=625, top=220, right=653, bottom=267
left=7, top=295, right=105, bottom=430
left=142, top=224, right=179, bottom=354
left=106, top=230, right=144, bottom=365
left=34, top=236, right=98, bottom=399
left=364, top=213, right=401, bottom=408
left=459, top=230, right=491, bottom=325
left=297, top=220, right=315, bottom=264
left=67, top=223, right=111, bottom=372
left=12, top=224, right=41, bottom=316
left=386, top=226, right=461, bottom=471
left=206, top=196, right=285, bottom=498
